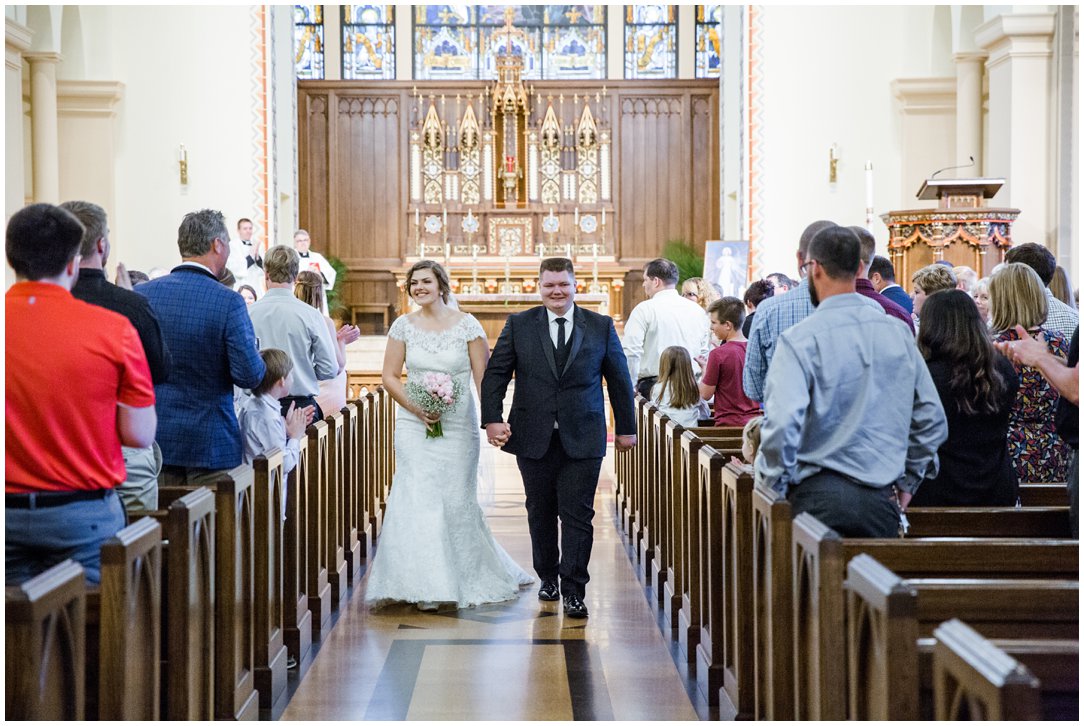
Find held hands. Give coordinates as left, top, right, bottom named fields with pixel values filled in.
left=485, top=422, right=511, bottom=448
left=285, top=402, right=316, bottom=440
left=615, top=434, right=637, bottom=452
left=337, top=324, right=362, bottom=345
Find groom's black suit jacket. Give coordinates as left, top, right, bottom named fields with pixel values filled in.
left=481, top=305, right=636, bottom=460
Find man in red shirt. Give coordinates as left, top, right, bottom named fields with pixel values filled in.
left=699, top=297, right=762, bottom=426
left=5, top=203, right=156, bottom=585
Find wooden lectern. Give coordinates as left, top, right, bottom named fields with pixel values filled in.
left=881, top=178, right=1020, bottom=282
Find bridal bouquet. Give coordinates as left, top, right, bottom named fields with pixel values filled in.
left=405, top=371, right=463, bottom=439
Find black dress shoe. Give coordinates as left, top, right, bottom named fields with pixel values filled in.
left=563, top=593, right=589, bottom=619
left=538, top=579, right=560, bottom=601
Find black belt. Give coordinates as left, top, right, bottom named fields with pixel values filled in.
left=6, top=488, right=112, bottom=509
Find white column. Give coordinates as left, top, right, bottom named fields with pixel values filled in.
left=976, top=12, right=1057, bottom=249
left=677, top=5, right=694, bottom=79
left=325, top=5, right=341, bottom=80
left=954, top=51, right=985, bottom=174
left=26, top=51, right=61, bottom=204
left=607, top=6, right=623, bottom=79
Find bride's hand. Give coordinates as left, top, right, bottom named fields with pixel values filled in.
left=414, top=407, right=441, bottom=425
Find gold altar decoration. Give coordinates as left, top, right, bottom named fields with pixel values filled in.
left=881, top=178, right=1019, bottom=281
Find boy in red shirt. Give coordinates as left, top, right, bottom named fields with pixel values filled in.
left=699, top=297, right=761, bottom=426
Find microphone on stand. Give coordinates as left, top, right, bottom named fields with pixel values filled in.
left=929, top=155, right=975, bottom=179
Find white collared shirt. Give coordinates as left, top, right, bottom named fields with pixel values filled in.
left=546, top=305, right=576, bottom=350
left=622, top=288, right=710, bottom=381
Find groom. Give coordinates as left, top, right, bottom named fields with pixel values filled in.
left=481, top=257, right=637, bottom=619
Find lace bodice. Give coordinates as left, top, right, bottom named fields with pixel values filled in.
left=389, top=313, right=485, bottom=383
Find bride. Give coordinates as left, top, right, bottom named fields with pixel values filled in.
left=363, top=260, right=533, bottom=610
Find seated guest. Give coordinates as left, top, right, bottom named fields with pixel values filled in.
left=868, top=254, right=913, bottom=314
left=953, top=265, right=979, bottom=294
left=911, top=263, right=957, bottom=327
left=755, top=224, right=946, bottom=537
left=910, top=290, right=1019, bottom=506
left=989, top=263, right=1072, bottom=482
left=700, top=297, right=761, bottom=426
left=972, top=277, right=992, bottom=325
left=1004, top=242, right=1078, bottom=339
left=238, top=349, right=314, bottom=480
left=741, top=279, right=774, bottom=337
left=1049, top=264, right=1077, bottom=311
left=294, top=270, right=361, bottom=415
left=849, top=226, right=914, bottom=333
left=742, top=415, right=762, bottom=463
left=650, top=346, right=711, bottom=428
left=6, top=204, right=156, bottom=584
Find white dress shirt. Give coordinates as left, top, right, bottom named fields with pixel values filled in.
left=622, top=288, right=710, bottom=382
left=546, top=305, right=576, bottom=349
left=299, top=249, right=336, bottom=289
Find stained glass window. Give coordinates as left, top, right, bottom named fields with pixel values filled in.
left=342, top=6, right=395, bottom=79
left=414, top=5, right=606, bottom=81
left=695, top=4, right=722, bottom=79
left=295, top=5, right=325, bottom=80
left=624, top=5, right=676, bottom=80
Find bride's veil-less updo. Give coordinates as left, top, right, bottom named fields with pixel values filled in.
left=406, top=260, right=452, bottom=303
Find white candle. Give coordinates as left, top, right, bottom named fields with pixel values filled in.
left=444, top=242, right=450, bottom=259
left=565, top=244, right=572, bottom=259
left=472, top=244, right=478, bottom=261
left=574, top=207, right=579, bottom=224
left=178, top=144, right=187, bottom=162
left=415, top=208, right=420, bottom=227
left=593, top=243, right=598, bottom=261
left=601, top=208, right=606, bottom=226
left=442, top=206, right=447, bottom=225
left=865, top=161, right=874, bottom=209
left=539, top=243, right=544, bottom=259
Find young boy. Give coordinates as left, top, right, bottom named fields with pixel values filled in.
left=238, top=348, right=314, bottom=480
left=698, top=297, right=761, bottom=427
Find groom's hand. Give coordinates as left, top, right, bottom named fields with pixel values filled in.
left=485, top=422, right=511, bottom=448
left=615, top=434, right=637, bottom=452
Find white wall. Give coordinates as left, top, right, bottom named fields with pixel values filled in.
left=754, top=5, right=957, bottom=278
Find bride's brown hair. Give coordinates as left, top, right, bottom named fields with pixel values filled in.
left=406, top=260, right=451, bottom=303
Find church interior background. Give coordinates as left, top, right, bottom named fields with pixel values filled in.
left=5, top=4, right=1078, bottom=325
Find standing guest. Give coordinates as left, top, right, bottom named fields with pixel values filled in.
left=294, top=269, right=361, bottom=416
left=6, top=204, right=156, bottom=584
left=238, top=348, right=314, bottom=479
left=953, top=265, right=979, bottom=294
left=741, top=279, right=774, bottom=337
left=972, top=277, right=992, bottom=324
left=294, top=228, right=337, bottom=290
left=700, top=297, right=761, bottom=426
left=238, top=284, right=258, bottom=306
left=250, top=245, right=339, bottom=421
left=910, top=290, right=1019, bottom=506
left=61, top=200, right=172, bottom=513
left=911, top=263, right=957, bottom=326
left=755, top=224, right=946, bottom=537
left=680, top=276, right=721, bottom=310
left=218, top=266, right=237, bottom=289
left=849, top=226, right=915, bottom=334
left=650, top=346, right=711, bottom=428
left=138, top=209, right=266, bottom=486
left=1004, top=242, right=1078, bottom=339
left=226, top=217, right=264, bottom=294
left=623, top=258, right=710, bottom=398
left=764, top=272, right=798, bottom=295
left=988, top=263, right=1071, bottom=482
left=127, top=269, right=150, bottom=287
left=744, top=219, right=880, bottom=403
left=997, top=325, right=1079, bottom=537
left=1049, top=265, right=1077, bottom=311
left=868, top=255, right=913, bottom=315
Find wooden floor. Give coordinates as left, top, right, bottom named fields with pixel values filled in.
left=280, top=448, right=705, bottom=721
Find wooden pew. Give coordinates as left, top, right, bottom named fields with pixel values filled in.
left=213, top=466, right=259, bottom=720
left=364, top=390, right=383, bottom=538
left=252, top=452, right=288, bottom=709
left=284, top=434, right=313, bottom=666
left=932, top=618, right=1079, bottom=720
left=162, top=487, right=216, bottom=720
left=342, top=402, right=369, bottom=576
left=675, top=429, right=712, bottom=662
left=90, top=517, right=162, bottom=720
left=845, top=553, right=1079, bottom=720
left=324, top=410, right=349, bottom=606
left=752, top=486, right=795, bottom=720
left=377, top=385, right=395, bottom=511
left=660, top=417, right=688, bottom=630
left=1018, top=482, right=1069, bottom=507
left=6, top=559, right=87, bottom=720
left=306, top=420, right=333, bottom=635
left=906, top=506, right=1073, bottom=537
left=792, top=512, right=1079, bottom=720
left=637, top=404, right=662, bottom=582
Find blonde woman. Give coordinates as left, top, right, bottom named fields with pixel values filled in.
left=1049, top=265, right=1077, bottom=310
left=972, top=277, right=992, bottom=324
left=988, top=263, right=1071, bottom=482
left=680, top=276, right=721, bottom=309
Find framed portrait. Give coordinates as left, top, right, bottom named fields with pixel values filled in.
left=703, top=240, right=751, bottom=299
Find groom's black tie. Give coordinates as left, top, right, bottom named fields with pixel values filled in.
left=555, top=318, right=569, bottom=371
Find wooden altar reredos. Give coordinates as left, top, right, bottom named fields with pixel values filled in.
left=881, top=178, right=1020, bottom=282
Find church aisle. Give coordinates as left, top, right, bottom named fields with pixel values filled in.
left=281, top=450, right=701, bottom=721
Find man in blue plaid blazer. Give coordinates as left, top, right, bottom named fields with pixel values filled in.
left=138, top=209, right=266, bottom=484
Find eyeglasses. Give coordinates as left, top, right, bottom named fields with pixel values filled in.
left=800, top=260, right=817, bottom=274
left=682, top=291, right=699, bottom=299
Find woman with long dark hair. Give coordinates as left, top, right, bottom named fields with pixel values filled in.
left=910, top=289, right=1019, bottom=506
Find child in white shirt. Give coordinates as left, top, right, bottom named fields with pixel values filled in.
left=238, top=349, right=314, bottom=516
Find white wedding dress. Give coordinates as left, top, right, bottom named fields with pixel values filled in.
left=363, top=313, right=533, bottom=609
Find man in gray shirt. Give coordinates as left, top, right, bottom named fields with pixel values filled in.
left=755, top=224, right=947, bottom=537
left=249, top=245, right=339, bottom=420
